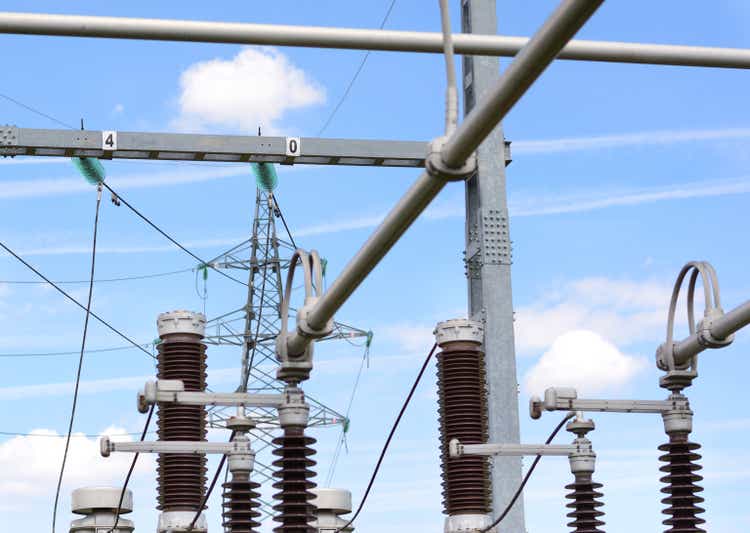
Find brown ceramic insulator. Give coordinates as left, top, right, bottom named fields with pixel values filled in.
left=222, top=476, right=262, bottom=533
left=437, top=340, right=492, bottom=515
left=564, top=474, right=605, bottom=533
left=658, top=433, right=706, bottom=533
left=156, top=333, right=208, bottom=512
left=271, top=426, right=317, bottom=533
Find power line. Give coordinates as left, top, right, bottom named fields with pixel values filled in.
left=0, top=267, right=193, bottom=285
left=325, top=340, right=371, bottom=486
left=0, top=241, right=155, bottom=360
left=108, top=404, right=156, bottom=533
left=0, top=92, right=76, bottom=129
left=51, top=185, right=102, bottom=533
left=188, top=431, right=236, bottom=532
left=317, top=0, right=398, bottom=136
left=0, top=430, right=156, bottom=438
left=0, top=344, right=151, bottom=358
left=335, top=342, right=436, bottom=533
left=479, top=413, right=576, bottom=533
left=271, top=193, right=298, bottom=250
left=100, top=181, right=248, bottom=288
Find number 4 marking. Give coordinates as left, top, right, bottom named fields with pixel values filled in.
left=285, top=137, right=300, bottom=157
left=102, top=130, right=117, bottom=151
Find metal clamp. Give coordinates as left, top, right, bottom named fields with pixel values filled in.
left=425, top=135, right=477, bottom=182
left=136, top=379, right=284, bottom=413
left=529, top=387, right=690, bottom=419
left=100, top=437, right=253, bottom=458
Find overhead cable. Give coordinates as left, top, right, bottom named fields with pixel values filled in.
left=0, top=344, right=152, bottom=358
left=0, top=266, right=193, bottom=285
left=0, top=430, right=155, bottom=438
left=271, top=192, right=298, bottom=250
left=0, top=240, right=155, bottom=360
left=100, top=181, right=248, bottom=287
left=107, top=404, right=156, bottom=533
left=0, top=91, right=76, bottom=129
left=51, top=184, right=102, bottom=533
left=478, top=412, right=576, bottom=533
left=316, top=0, right=398, bottom=136
left=334, top=342, right=436, bottom=533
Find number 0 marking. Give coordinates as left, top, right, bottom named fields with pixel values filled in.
left=102, top=130, right=118, bottom=151
left=285, top=137, right=301, bottom=157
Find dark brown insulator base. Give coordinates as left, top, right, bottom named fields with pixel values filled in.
left=659, top=434, right=706, bottom=533
left=156, top=335, right=208, bottom=512
left=222, top=479, right=262, bottom=533
left=565, top=476, right=605, bottom=533
left=437, top=340, right=492, bottom=515
left=272, top=426, right=317, bottom=533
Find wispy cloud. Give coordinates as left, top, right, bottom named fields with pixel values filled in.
left=0, top=166, right=248, bottom=200
left=9, top=175, right=750, bottom=257
left=511, top=177, right=750, bottom=216
left=512, top=127, right=750, bottom=154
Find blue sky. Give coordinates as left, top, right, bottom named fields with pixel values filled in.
left=1, top=1, right=750, bottom=532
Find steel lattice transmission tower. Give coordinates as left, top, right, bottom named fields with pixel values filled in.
left=201, top=181, right=368, bottom=519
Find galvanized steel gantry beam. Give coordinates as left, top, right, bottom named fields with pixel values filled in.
left=2, top=10, right=750, bottom=69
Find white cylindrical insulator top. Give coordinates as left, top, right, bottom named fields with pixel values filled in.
left=71, top=487, right=133, bottom=515
left=311, top=488, right=354, bottom=532
left=311, top=488, right=352, bottom=514
left=70, top=487, right=134, bottom=533
left=157, top=310, right=206, bottom=338
left=434, top=318, right=484, bottom=346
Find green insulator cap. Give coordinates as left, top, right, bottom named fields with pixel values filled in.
left=72, top=157, right=105, bottom=185
left=251, top=162, right=278, bottom=192
left=343, top=418, right=350, bottom=433
left=366, top=330, right=374, bottom=348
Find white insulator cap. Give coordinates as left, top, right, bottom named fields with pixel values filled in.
left=311, top=489, right=353, bottom=532
left=71, top=487, right=132, bottom=515
left=311, top=488, right=352, bottom=514
left=157, top=310, right=206, bottom=338
left=434, top=318, right=484, bottom=346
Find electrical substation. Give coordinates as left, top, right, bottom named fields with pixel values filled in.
left=2, top=1, right=750, bottom=532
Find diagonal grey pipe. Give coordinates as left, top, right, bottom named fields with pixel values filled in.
left=2, top=11, right=750, bottom=69
left=672, top=299, right=750, bottom=365
left=284, top=0, right=604, bottom=356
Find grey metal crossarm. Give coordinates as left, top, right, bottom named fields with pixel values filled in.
left=0, top=126, right=433, bottom=167
left=530, top=387, right=690, bottom=419
left=100, top=437, right=251, bottom=457
left=137, top=379, right=284, bottom=413
left=450, top=440, right=576, bottom=457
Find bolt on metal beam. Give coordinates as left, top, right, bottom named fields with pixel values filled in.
left=2, top=11, right=750, bottom=69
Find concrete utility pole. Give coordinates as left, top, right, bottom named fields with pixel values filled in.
left=461, top=0, right=525, bottom=530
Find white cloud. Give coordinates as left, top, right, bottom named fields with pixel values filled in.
left=112, top=103, right=125, bottom=115
left=512, top=127, right=750, bottom=154
left=378, top=324, right=435, bottom=353
left=173, top=47, right=325, bottom=133
left=514, top=277, right=673, bottom=355
left=522, top=329, right=647, bottom=395
left=0, top=426, right=151, bottom=499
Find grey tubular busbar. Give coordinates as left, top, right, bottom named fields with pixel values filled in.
left=1, top=11, right=750, bottom=69
left=284, top=0, right=604, bottom=356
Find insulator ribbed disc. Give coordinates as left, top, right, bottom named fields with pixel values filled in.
left=272, top=427, right=317, bottom=533
left=156, top=336, right=208, bottom=512
left=564, top=477, right=605, bottom=533
left=222, top=480, right=262, bottom=533
left=658, top=435, right=706, bottom=532
left=436, top=340, right=492, bottom=515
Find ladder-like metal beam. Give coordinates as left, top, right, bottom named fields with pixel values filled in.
left=0, top=126, right=449, bottom=167
left=2, top=11, right=750, bottom=69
